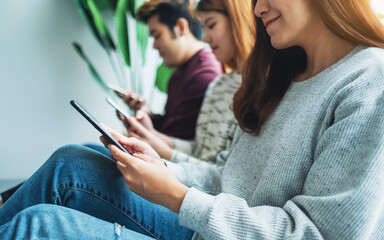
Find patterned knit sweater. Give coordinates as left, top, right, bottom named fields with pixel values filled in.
left=172, top=72, right=241, bottom=164
left=167, top=46, right=384, bottom=239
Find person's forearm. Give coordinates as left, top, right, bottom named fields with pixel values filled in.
left=156, top=145, right=174, bottom=160
left=153, top=130, right=174, bottom=148
left=147, top=135, right=174, bottom=160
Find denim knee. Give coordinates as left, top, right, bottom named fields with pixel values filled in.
left=47, top=144, right=96, bottom=169
left=43, top=144, right=117, bottom=186
left=11, top=204, right=58, bottom=227
left=53, top=144, right=88, bottom=160
left=7, top=204, right=97, bottom=239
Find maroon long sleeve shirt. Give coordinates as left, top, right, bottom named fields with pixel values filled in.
left=151, top=48, right=222, bottom=140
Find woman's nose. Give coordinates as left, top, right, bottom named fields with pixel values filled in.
left=254, top=0, right=269, bottom=18
left=203, top=33, right=210, bottom=43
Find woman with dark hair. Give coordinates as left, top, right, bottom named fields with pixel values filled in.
left=124, top=0, right=255, bottom=163
left=1, top=0, right=384, bottom=239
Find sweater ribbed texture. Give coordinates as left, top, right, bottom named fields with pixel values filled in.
left=172, top=72, right=241, bottom=164
left=167, top=46, right=384, bottom=239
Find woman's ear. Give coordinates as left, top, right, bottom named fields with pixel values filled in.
left=173, top=17, right=189, bottom=37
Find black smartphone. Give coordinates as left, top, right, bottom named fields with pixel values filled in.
left=106, top=97, right=130, bottom=118
left=70, top=100, right=130, bottom=157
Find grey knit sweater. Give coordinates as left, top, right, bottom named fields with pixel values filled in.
left=167, top=46, right=384, bottom=239
left=172, top=72, right=241, bottom=164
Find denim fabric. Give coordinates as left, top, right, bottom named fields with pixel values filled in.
left=0, top=144, right=194, bottom=240
left=83, top=143, right=112, bottom=157
left=0, top=204, right=154, bottom=239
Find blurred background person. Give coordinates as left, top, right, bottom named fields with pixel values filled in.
left=121, top=0, right=255, bottom=163
left=121, top=1, right=221, bottom=141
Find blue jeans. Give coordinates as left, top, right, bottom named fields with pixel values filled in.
left=83, top=143, right=112, bottom=157
left=0, top=145, right=194, bottom=240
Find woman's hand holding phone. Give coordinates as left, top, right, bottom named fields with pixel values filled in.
left=101, top=125, right=189, bottom=214
left=116, top=114, right=173, bottom=160
left=100, top=124, right=160, bottom=159
left=106, top=97, right=171, bottom=159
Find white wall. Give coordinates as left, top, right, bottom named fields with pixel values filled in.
left=372, top=0, right=384, bottom=25
left=372, top=0, right=384, bottom=14
left=0, top=1, right=163, bottom=180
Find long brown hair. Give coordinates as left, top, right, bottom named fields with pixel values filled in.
left=196, top=0, right=255, bottom=71
left=233, top=0, right=384, bottom=135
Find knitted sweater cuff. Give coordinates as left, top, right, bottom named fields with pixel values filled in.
left=179, top=187, right=215, bottom=233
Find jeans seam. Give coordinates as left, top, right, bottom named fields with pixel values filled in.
left=54, top=186, right=159, bottom=240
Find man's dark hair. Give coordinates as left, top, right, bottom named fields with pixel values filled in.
left=137, top=1, right=202, bottom=40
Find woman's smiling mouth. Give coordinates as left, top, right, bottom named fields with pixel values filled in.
left=264, top=15, right=281, bottom=29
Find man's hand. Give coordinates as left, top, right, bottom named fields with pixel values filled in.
left=122, top=91, right=150, bottom=113
left=135, top=110, right=155, bottom=132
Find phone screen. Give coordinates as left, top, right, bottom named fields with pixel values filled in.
left=106, top=83, right=127, bottom=98
left=106, top=83, right=143, bottom=102
left=106, top=97, right=130, bottom=118
left=70, top=100, right=130, bottom=157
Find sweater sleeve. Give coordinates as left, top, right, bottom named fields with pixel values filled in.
left=171, top=138, right=203, bottom=164
left=178, top=75, right=384, bottom=239
left=166, top=128, right=242, bottom=194
left=172, top=137, right=195, bottom=156
left=171, top=150, right=201, bottom=164
left=166, top=149, right=230, bottom=195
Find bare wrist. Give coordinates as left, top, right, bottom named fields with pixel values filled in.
left=169, top=184, right=189, bottom=213
left=161, top=148, right=174, bottom=161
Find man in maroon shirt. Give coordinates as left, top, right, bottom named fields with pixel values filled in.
left=121, top=2, right=221, bottom=141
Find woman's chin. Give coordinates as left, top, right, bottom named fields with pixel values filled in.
left=271, top=41, right=284, bottom=50
left=214, top=54, right=231, bottom=65
left=270, top=38, right=294, bottom=50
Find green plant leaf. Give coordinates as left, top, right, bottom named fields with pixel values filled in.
left=87, top=0, right=116, bottom=51
left=155, top=63, right=174, bottom=93
left=128, top=0, right=145, bottom=17
left=115, top=0, right=130, bottom=66
left=72, top=42, right=109, bottom=93
left=73, top=0, right=105, bottom=47
left=128, top=0, right=135, bottom=16
left=93, top=0, right=118, bottom=10
left=136, top=21, right=149, bottom=65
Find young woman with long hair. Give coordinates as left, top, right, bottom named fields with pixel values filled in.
left=122, top=0, right=255, bottom=164
left=1, top=0, right=384, bottom=239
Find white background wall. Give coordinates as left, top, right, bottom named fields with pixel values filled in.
left=372, top=0, right=384, bottom=19
left=0, top=0, right=163, bottom=180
